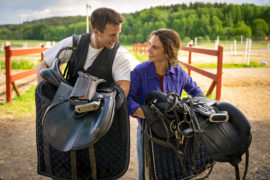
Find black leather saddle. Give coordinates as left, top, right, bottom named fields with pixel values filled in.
left=41, top=59, right=115, bottom=152
left=142, top=91, right=251, bottom=180
left=42, top=82, right=115, bottom=152
left=36, top=58, right=130, bottom=180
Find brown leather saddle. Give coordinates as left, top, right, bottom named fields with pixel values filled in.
left=40, top=58, right=116, bottom=152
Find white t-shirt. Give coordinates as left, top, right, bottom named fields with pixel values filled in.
left=43, top=36, right=132, bottom=82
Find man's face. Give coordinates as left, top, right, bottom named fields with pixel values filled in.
left=96, top=23, right=122, bottom=49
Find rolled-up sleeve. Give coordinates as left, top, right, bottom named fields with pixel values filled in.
left=127, top=69, right=142, bottom=116
left=43, top=36, right=72, bottom=67
left=112, top=47, right=132, bottom=82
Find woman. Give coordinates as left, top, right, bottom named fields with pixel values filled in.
left=127, top=29, right=204, bottom=179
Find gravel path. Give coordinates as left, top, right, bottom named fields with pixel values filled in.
left=0, top=67, right=270, bottom=180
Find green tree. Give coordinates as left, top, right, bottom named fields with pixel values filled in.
left=154, top=21, right=166, bottom=30
left=212, top=15, right=226, bottom=39
left=22, top=25, right=34, bottom=39
left=233, top=21, right=252, bottom=38
left=32, top=24, right=48, bottom=40
left=251, top=18, right=269, bottom=38
left=0, top=28, right=12, bottom=39
left=142, top=22, right=154, bottom=41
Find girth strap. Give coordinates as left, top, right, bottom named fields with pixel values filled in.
left=89, top=145, right=97, bottom=180
left=70, top=146, right=97, bottom=180
left=234, top=150, right=249, bottom=180
left=43, top=138, right=52, bottom=175
left=71, top=150, right=77, bottom=180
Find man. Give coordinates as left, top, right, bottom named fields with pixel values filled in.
left=37, top=7, right=131, bottom=97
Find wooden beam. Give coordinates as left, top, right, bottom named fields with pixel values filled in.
left=179, top=62, right=217, bottom=80
left=10, top=68, right=37, bottom=82
left=181, top=46, right=218, bottom=56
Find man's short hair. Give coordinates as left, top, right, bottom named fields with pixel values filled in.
left=91, top=8, right=124, bottom=32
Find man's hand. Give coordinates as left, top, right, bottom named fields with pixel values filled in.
left=37, top=60, right=49, bottom=83
left=116, top=80, right=130, bottom=97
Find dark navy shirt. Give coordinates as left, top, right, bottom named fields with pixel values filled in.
left=127, top=61, right=203, bottom=118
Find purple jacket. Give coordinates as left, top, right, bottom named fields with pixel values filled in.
left=127, top=61, right=203, bottom=118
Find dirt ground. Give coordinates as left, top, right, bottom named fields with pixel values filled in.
left=0, top=67, right=270, bottom=180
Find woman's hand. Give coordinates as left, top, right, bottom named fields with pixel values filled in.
left=133, top=107, right=145, bottom=119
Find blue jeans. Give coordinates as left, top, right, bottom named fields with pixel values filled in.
left=136, top=123, right=144, bottom=180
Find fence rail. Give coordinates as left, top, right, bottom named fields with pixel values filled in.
left=133, top=43, right=224, bottom=100
left=5, top=45, right=47, bottom=102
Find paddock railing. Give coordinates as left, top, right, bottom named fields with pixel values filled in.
left=133, top=43, right=224, bottom=100
left=5, top=45, right=47, bottom=102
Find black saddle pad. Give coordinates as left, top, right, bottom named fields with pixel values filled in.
left=35, top=81, right=130, bottom=179
left=145, top=131, right=212, bottom=180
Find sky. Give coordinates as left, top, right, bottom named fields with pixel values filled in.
left=0, top=0, right=269, bottom=25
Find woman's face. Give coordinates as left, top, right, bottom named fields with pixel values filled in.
left=147, top=35, right=168, bottom=63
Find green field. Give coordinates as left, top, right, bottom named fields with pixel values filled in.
left=1, top=39, right=269, bottom=68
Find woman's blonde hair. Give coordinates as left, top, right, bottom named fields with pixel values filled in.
left=151, top=29, right=181, bottom=66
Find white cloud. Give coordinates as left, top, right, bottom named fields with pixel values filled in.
left=0, top=0, right=269, bottom=24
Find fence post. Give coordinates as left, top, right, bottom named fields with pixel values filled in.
left=135, top=43, right=138, bottom=53
left=143, top=42, right=148, bottom=54
left=133, top=44, right=135, bottom=53
left=247, top=39, right=252, bottom=66
left=244, top=38, right=248, bottom=64
left=41, top=44, right=45, bottom=61
left=234, top=40, right=237, bottom=56
left=187, top=44, right=192, bottom=76
left=5, top=45, right=12, bottom=102
left=216, top=46, right=223, bottom=101
left=267, top=41, right=269, bottom=56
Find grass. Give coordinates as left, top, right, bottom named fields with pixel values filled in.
left=132, top=52, right=269, bottom=68
left=181, top=90, right=215, bottom=99
left=194, top=61, right=269, bottom=68
left=0, top=85, right=36, bottom=117
left=0, top=59, right=39, bottom=69
left=131, top=52, right=148, bottom=62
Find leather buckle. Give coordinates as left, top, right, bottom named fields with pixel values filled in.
left=75, top=101, right=100, bottom=113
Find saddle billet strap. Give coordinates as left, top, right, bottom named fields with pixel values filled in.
left=89, top=145, right=97, bottom=180
left=143, top=121, right=152, bottom=180
left=234, top=149, right=249, bottom=180
left=71, top=150, right=77, bottom=180
left=243, top=150, right=249, bottom=180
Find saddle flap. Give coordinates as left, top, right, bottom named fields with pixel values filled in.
left=73, top=91, right=116, bottom=150
left=201, top=101, right=252, bottom=164
left=43, top=82, right=116, bottom=152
